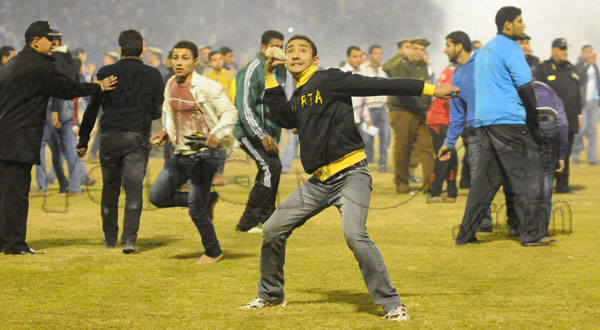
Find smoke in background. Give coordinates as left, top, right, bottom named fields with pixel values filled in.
left=1, top=0, right=597, bottom=73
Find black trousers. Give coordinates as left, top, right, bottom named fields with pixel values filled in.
left=99, top=132, right=150, bottom=244
left=555, top=131, right=575, bottom=192
left=459, top=131, right=471, bottom=189
left=236, top=137, right=282, bottom=232
left=0, top=161, right=33, bottom=254
left=429, top=125, right=458, bottom=197
left=456, top=125, right=547, bottom=245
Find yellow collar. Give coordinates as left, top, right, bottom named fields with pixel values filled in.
left=295, top=66, right=318, bottom=88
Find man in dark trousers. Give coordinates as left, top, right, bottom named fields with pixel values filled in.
left=239, top=34, right=458, bottom=321
left=77, top=30, right=164, bottom=254
left=0, top=21, right=116, bottom=255
left=233, top=30, right=287, bottom=234
left=534, top=38, right=581, bottom=194
left=452, top=7, right=556, bottom=246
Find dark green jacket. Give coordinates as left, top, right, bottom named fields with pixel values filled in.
left=387, top=57, right=432, bottom=115
left=233, top=56, right=286, bottom=143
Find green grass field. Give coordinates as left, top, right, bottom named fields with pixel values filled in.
left=2, top=135, right=599, bottom=329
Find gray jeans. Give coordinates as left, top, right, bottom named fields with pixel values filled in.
left=257, top=165, right=401, bottom=313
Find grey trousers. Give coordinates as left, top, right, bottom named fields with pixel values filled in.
left=257, top=165, right=401, bottom=313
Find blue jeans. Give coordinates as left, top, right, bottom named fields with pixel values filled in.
left=258, top=165, right=401, bottom=313
left=281, top=129, right=299, bottom=173
left=572, top=99, right=598, bottom=163
left=149, top=149, right=222, bottom=257
left=363, top=106, right=391, bottom=167
left=35, top=112, right=83, bottom=192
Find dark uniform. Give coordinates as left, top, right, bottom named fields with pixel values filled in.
left=534, top=41, right=581, bottom=193
left=0, top=21, right=102, bottom=254
left=526, top=54, right=540, bottom=72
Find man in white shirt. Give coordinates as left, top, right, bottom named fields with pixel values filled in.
left=573, top=45, right=599, bottom=165
left=361, top=45, right=391, bottom=172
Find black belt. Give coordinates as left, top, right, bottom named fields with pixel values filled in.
left=323, top=160, right=368, bottom=182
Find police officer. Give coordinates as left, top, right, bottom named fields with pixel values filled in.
left=0, top=21, right=116, bottom=255
left=534, top=38, right=582, bottom=194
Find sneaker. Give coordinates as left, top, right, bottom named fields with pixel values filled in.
left=522, top=236, right=558, bottom=246
left=408, top=174, right=421, bottom=184
left=239, top=297, right=287, bottom=309
left=20, top=248, right=47, bottom=255
left=428, top=196, right=443, bottom=203
left=382, top=305, right=409, bottom=321
left=122, top=242, right=138, bottom=254
left=246, top=226, right=263, bottom=234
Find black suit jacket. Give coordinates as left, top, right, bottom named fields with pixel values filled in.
left=0, top=46, right=100, bottom=164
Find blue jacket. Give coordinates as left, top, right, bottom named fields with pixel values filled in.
left=445, top=51, right=477, bottom=148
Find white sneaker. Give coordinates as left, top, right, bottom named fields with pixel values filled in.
left=382, top=306, right=409, bottom=321
left=246, top=226, right=263, bottom=234
left=239, top=297, right=287, bottom=309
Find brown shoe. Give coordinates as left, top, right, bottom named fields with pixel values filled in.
left=197, top=253, right=223, bottom=264
left=212, top=173, right=227, bottom=186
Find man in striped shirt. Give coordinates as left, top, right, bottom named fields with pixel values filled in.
left=232, top=30, right=287, bottom=234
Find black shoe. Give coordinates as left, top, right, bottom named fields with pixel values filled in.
left=84, top=178, right=96, bottom=186
left=456, top=238, right=481, bottom=246
left=122, top=242, right=138, bottom=254
left=104, top=241, right=117, bottom=249
left=555, top=188, right=580, bottom=195
left=589, top=161, right=598, bottom=165
left=208, top=191, right=219, bottom=221
left=477, top=226, right=494, bottom=233
left=508, top=226, right=520, bottom=237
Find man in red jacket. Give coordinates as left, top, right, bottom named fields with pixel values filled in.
left=426, top=61, right=456, bottom=202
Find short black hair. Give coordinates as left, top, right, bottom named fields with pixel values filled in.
left=118, top=29, right=144, bottom=57
left=368, top=45, right=382, bottom=54
left=172, top=40, right=198, bottom=59
left=582, top=44, right=593, bottom=52
left=446, top=31, right=472, bottom=53
left=0, top=46, right=15, bottom=58
left=219, top=46, right=233, bottom=55
left=495, top=6, right=522, bottom=33
left=286, top=34, right=318, bottom=57
left=208, top=51, right=221, bottom=60
left=346, top=46, right=361, bottom=56
left=261, top=30, right=284, bottom=46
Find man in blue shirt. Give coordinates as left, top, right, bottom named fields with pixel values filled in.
left=438, top=31, right=495, bottom=231
left=452, top=6, right=556, bottom=246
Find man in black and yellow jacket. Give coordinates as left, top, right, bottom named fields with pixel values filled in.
left=239, top=35, right=458, bottom=321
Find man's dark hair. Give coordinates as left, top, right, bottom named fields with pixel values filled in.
left=172, top=40, right=198, bottom=59
left=0, top=46, right=15, bottom=58
left=346, top=46, right=361, bottom=56
left=495, top=6, right=522, bottom=33
left=368, top=45, right=382, bottom=54
left=219, top=46, right=233, bottom=55
left=261, top=30, right=284, bottom=46
left=446, top=31, right=472, bottom=53
left=208, top=51, right=221, bottom=60
left=582, top=44, right=593, bottom=52
left=286, top=34, right=318, bottom=57
left=118, top=29, right=143, bottom=57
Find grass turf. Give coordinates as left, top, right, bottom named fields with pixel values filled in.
left=2, top=138, right=599, bottom=329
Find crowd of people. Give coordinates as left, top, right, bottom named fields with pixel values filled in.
left=0, top=4, right=597, bottom=322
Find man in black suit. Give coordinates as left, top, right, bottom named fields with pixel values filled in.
left=0, top=21, right=116, bottom=255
